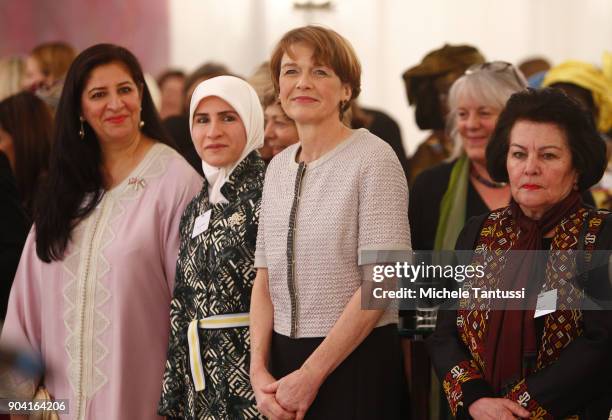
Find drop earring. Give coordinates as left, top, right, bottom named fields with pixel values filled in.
left=79, top=116, right=85, bottom=139
left=338, top=100, right=346, bottom=121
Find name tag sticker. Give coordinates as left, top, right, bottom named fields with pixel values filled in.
left=534, top=289, right=557, bottom=318
left=192, top=210, right=212, bottom=238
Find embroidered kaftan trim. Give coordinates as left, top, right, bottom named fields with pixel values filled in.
left=61, top=144, right=172, bottom=418
left=505, top=380, right=552, bottom=419
left=442, top=359, right=483, bottom=416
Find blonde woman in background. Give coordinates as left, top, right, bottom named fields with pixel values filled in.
left=21, top=41, right=75, bottom=91
left=409, top=62, right=528, bottom=255
left=21, top=41, right=76, bottom=111
left=0, top=57, right=24, bottom=101
left=249, top=62, right=300, bottom=163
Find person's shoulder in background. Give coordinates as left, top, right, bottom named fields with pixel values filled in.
left=163, top=115, right=203, bottom=176
left=409, top=160, right=457, bottom=251
left=0, top=152, right=29, bottom=320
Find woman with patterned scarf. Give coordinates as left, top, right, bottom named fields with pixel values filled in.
left=159, top=75, right=266, bottom=419
left=428, top=88, right=612, bottom=419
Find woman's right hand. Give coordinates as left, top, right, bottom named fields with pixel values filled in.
left=251, top=367, right=295, bottom=420
left=468, top=397, right=530, bottom=419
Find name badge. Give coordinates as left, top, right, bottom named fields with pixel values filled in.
left=534, top=289, right=557, bottom=318
left=192, top=210, right=212, bottom=238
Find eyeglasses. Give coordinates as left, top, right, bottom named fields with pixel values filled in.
left=465, top=61, right=526, bottom=88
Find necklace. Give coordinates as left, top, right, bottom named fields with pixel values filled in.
left=471, top=166, right=507, bottom=189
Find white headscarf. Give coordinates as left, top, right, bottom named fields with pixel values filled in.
left=189, top=75, right=264, bottom=204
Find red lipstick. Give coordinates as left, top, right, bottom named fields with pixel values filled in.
left=106, top=116, right=126, bottom=124
left=522, top=184, right=541, bottom=190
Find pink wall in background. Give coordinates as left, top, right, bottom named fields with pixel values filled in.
left=0, top=0, right=169, bottom=76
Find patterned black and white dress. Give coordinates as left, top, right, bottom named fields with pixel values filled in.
left=159, top=151, right=265, bottom=419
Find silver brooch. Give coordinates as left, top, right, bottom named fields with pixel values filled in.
left=128, top=176, right=147, bottom=191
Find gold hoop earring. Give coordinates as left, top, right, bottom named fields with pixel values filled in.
left=79, top=116, right=85, bottom=139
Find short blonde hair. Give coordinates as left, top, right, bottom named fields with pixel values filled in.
left=248, top=62, right=276, bottom=107
left=269, top=25, right=361, bottom=115
left=31, top=41, right=76, bottom=82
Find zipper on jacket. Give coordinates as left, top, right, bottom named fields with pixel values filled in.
left=286, top=162, right=307, bottom=338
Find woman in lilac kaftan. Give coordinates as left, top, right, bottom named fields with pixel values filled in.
left=0, top=44, right=201, bottom=420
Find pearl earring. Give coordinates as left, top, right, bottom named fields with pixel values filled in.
left=79, top=117, right=85, bottom=139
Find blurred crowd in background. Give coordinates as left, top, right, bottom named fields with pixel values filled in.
left=0, top=35, right=611, bottom=419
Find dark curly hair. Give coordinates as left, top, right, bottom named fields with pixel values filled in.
left=486, top=87, right=606, bottom=192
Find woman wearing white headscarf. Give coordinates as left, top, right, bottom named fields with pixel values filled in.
left=158, top=75, right=265, bottom=419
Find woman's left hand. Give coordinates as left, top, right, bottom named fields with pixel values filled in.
left=262, top=365, right=323, bottom=420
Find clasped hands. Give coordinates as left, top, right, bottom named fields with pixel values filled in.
left=252, top=364, right=322, bottom=420
left=468, top=397, right=530, bottom=420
